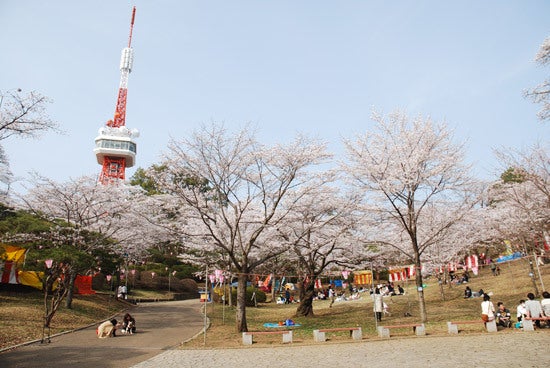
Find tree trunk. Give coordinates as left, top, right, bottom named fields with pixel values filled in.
left=437, top=273, right=445, bottom=301
left=410, top=227, right=428, bottom=322
left=228, top=280, right=233, bottom=307
left=65, top=271, right=77, bottom=309
left=415, top=265, right=428, bottom=323
left=235, top=273, right=248, bottom=332
left=522, top=238, right=540, bottom=297
left=44, top=268, right=70, bottom=328
left=296, top=280, right=315, bottom=317
left=43, top=276, right=51, bottom=328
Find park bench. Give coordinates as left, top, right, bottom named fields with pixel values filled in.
left=242, top=330, right=293, bottom=345
left=523, top=316, right=550, bottom=331
left=377, top=323, right=425, bottom=338
left=447, top=320, right=497, bottom=334
left=313, top=327, right=362, bottom=342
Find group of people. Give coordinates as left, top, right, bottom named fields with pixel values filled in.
left=377, top=283, right=405, bottom=296
left=449, top=270, right=470, bottom=285
left=97, top=313, right=137, bottom=338
left=480, top=291, right=550, bottom=329
left=517, top=291, right=550, bottom=328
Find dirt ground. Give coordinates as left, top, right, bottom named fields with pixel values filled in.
left=133, top=330, right=549, bottom=368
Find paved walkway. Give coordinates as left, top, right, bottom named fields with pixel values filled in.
left=134, top=331, right=549, bottom=368
left=0, top=299, right=205, bottom=368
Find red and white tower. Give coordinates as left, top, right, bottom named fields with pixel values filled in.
left=94, top=6, right=139, bottom=184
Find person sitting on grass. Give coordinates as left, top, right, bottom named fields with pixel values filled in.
left=472, top=288, right=484, bottom=298
left=464, top=286, right=472, bottom=298
left=398, top=285, right=405, bottom=295
left=516, top=300, right=527, bottom=324
left=496, top=302, right=512, bottom=328
left=461, top=270, right=470, bottom=283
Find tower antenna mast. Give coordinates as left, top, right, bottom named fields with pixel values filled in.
left=94, top=6, right=139, bottom=184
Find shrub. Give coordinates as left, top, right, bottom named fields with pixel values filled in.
left=234, top=287, right=266, bottom=306
left=210, top=286, right=266, bottom=306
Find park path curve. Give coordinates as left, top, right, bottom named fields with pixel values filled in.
left=0, top=299, right=204, bottom=368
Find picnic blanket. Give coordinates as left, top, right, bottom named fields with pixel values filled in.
left=263, top=322, right=301, bottom=328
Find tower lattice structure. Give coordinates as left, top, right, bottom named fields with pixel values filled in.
left=94, top=7, right=139, bottom=184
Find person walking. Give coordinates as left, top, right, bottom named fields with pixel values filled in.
left=373, top=288, right=384, bottom=322
left=328, top=285, right=336, bottom=308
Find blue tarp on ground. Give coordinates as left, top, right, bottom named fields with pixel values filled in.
left=263, top=322, right=301, bottom=328
left=496, top=252, right=523, bottom=263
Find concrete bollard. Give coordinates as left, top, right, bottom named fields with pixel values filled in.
left=522, top=319, right=534, bottom=331
left=352, top=327, right=362, bottom=340
left=282, top=330, right=293, bottom=343
left=486, top=320, right=497, bottom=332
left=447, top=322, right=459, bottom=334
left=313, top=329, right=326, bottom=342
left=415, top=324, right=426, bottom=336
left=377, top=326, right=390, bottom=338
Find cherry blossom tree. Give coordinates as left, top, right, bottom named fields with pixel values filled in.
left=150, top=124, right=331, bottom=332
left=343, top=110, right=480, bottom=322
left=482, top=159, right=549, bottom=296
left=490, top=143, right=549, bottom=254
left=0, top=89, right=60, bottom=196
left=0, top=89, right=59, bottom=140
left=524, top=37, right=550, bottom=122
left=19, top=175, right=151, bottom=307
left=274, top=174, right=365, bottom=317
left=0, top=146, right=12, bottom=200
left=419, top=205, right=484, bottom=299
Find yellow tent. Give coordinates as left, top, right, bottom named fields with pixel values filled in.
left=1, top=244, right=44, bottom=290
left=0, top=245, right=27, bottom=263
left=18, top=270, right=44, bottom=289
left=353, top=270, right=373, bottom=285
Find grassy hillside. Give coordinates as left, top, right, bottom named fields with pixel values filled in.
left=183, top=256, right=550, bottom=348
left=0, top=291, right=128, bottom=350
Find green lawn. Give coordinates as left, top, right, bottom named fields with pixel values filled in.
left=183, top=257, right=549, bottom=348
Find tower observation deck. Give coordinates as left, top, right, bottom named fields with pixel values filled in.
left=95, top=6, right=139, bottom=184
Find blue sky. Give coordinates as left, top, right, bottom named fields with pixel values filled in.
left=1, top=1, right=548, bottom=192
